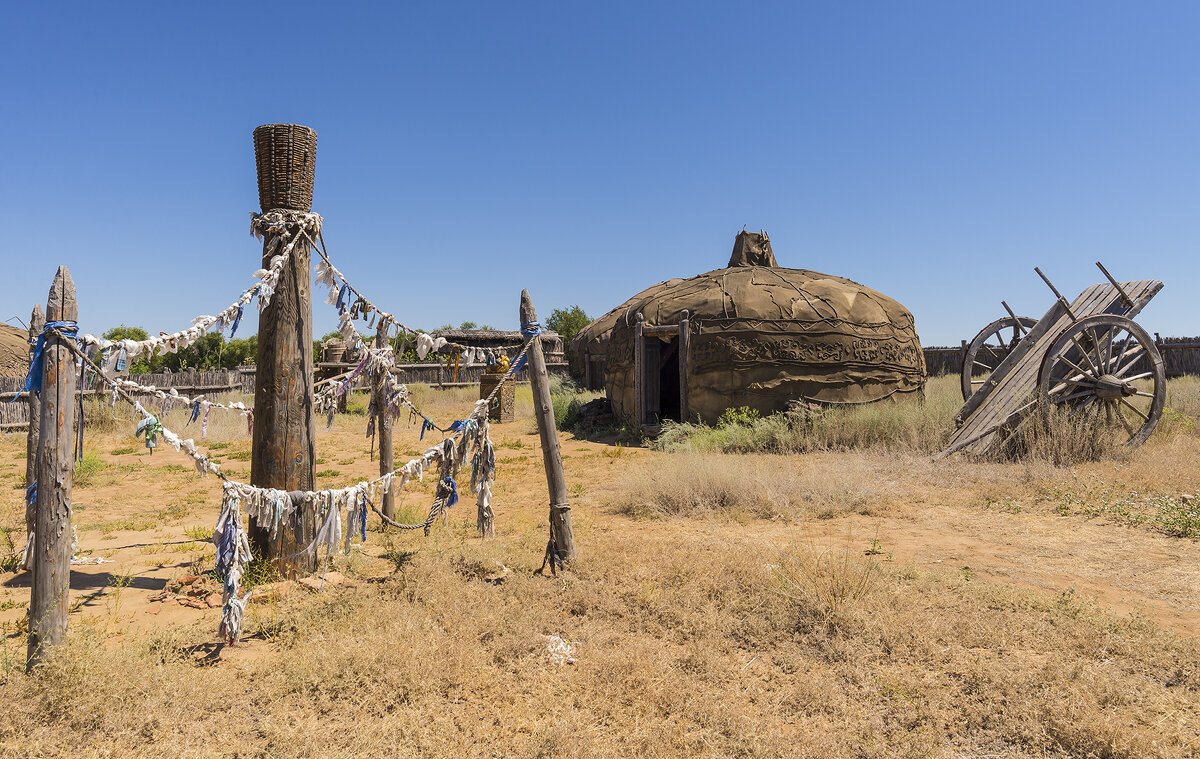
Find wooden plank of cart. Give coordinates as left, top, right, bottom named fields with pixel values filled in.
left=940, top=262, right=1165, bottom=458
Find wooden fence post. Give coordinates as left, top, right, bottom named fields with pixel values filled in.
left=522, top=290, right=576, bottom=573
left=22, top=304, right=44, bottom=570
left=248, top=124, right=318, bottom=576
left=374, top=324, right=396, bottom=521
left=634, top=313, right=645, bottom=426
left=28, top=268, right=76, bottom=670
left=678, top=309, right=689, bottom=422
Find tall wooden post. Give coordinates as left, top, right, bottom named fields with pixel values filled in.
left=374, top=324, right=396, bottom=521
left=522, top=290, right=575, bottom=572
left=22, top=304, right=44, bottom=570
left=28, top=268, right=76, bottom=670
left=634, top=313, right=645, bottom=427
left=678, top=309, right=690, bottom=422
left=248, top=124, right=318, bottom=576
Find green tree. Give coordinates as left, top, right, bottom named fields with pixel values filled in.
left=546, top=305, right=591, bottom=345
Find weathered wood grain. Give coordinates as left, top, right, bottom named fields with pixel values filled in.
left=522, top=290, right=575, bottom=571
left=28, top=269, right=75, bottom=670
left=24, top=304, right=44, bottom=567
left=248, top=125, right=318, bottom=576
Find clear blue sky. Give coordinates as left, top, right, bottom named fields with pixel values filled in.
left=3, top=2, right=1198, bottom=346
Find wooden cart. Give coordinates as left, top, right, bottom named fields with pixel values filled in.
left=942, top=263, right=1165, bottom=457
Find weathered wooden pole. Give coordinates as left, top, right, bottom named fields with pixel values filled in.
left=28, top=268, right=76, bottom=670
left=22, top=304, right=44, bottom=570
left=374, top=323, right=396, bottom=521
left=248, top=124, right=318, bottom=576
left=634, top=312, right=646, bottom=426
left=522, top=290, right=575, bottom=573
left=678, top=309, right=690, bottom=422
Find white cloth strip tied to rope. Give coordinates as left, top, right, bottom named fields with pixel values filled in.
left=78, top=211, right=322, bottom=362
left=308, top=232, right=474, bottom=356
left=213, top=493, right=253, bottom=644
left=110, top=378, right=252, bottom=423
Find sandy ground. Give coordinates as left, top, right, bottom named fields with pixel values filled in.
left=0, top=395, right=1197, bottom=655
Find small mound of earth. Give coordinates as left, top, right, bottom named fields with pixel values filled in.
left=0, top=324, right=29, bottom=378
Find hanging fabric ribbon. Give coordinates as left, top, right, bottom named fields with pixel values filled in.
left=228, top=303, right=244, bottom=339
left=136, top=415, right=163, bottom=452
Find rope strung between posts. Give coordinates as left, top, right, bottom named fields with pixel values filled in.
left=105, top=377, right=253, bottom=439
left=306, top=230, right=505, bottom=367
left=52, top=326, right=520, bottom=643
left=78, top=211, right=321, bottom=370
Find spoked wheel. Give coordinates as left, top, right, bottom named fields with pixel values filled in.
left=1037, top=314, right=1165, bottom=448
left=962, top=315, right=1038, bottom=400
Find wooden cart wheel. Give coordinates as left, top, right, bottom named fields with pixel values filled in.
left=1037, top=314, right=1165, bottom=448
left=961, top=315, right=1037, bottom=400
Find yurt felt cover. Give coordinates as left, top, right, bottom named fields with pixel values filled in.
left=567, top=279, right=685, bottom=378
left=601, top=232, right=926, bottom=424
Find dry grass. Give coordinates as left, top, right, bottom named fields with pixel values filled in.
left=611, top=452, right=882, bottom=521
left=1, top=374, right=1199, bottom=756
left=658, top=375, right=964, bottom=455
left=0, top=530, right=1196, bottom=757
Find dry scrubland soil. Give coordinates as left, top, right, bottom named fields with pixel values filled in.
left=0, top=385, right=1196, bottom=757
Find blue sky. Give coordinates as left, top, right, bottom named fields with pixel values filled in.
left=3, top=2, right=1198, bottom=346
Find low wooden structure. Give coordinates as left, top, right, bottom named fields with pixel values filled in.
left=942, top=263, right=1165, bottom=457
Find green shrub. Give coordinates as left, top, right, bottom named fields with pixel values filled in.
left=73, top=451, right=109, bottom=487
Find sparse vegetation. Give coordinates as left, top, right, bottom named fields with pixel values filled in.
left=0, top=373, right=1198, bottom=756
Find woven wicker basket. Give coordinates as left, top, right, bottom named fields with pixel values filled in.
left=253, top=124, right=317, bottom=211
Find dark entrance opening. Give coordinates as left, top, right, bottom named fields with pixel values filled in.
left=656, top=338, right=681, bottom=423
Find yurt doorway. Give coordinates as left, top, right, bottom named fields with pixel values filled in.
left=642, top=337, right=681, bottom=423
left=634, top=312, right=691, bottom=428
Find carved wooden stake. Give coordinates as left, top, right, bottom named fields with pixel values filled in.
left=28, top=268, right=75, bottom=670
left=522, top=290, right=575, bottom=573
left=22, top=304, right=44, bottom=570
left=374, top=323, right=396, bottom=521
left=249, top=124, right=318, bottom=576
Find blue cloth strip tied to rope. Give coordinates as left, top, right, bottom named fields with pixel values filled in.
left=335, top=283, right=351, bottom=313
left=419, top=417, right=436, bottom=440
left=215, top=505, right=238, bottom=578
left=229, top=303, right=244, bottom=339
left=189, top=400, right=202, bottom=425
left=444, top=476, right=458, bottom=509
left=26, top=482, right=35, bottom=507
left=360, top=499, right=368, bottom=541
left=510, top=321, right=540, bottom=375
left=7, top=320, right=78, bottom=403
left=136, top=415, right=162, bottom=453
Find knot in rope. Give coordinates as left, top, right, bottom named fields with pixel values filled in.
left=8, top=320, right=78, bottom=403
left=249, top=210, right=324, bottom=240
left=520, top=321, right=541, bottom=339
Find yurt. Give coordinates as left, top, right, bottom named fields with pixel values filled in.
left=570, top=230, right=926, bottom=426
